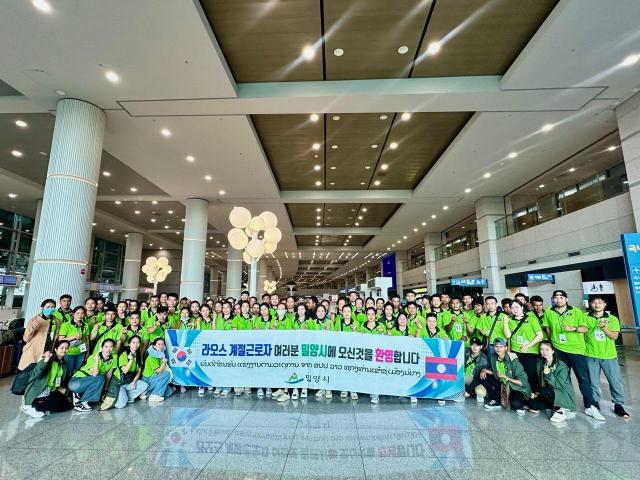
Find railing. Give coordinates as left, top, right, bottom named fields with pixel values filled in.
left=434, top=230, right=479, bottom=260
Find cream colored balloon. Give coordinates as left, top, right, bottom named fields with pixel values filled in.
left=141, top=264, right=152, bottom=275
left=243, top=251, right=252, bottom=265
left=156, top=272, right=167, bottom=282
left=264, top=241, right=277, bottom=254
left=157, top=256, right=169, bottom=267
left=264, top=226, right=282, bottom=244
left=229, top=206, right=252, bottom=229
left=246, top=238, right=265, bottom=258
left=145, top=256, right=158, bottom=267
left=228, top=228, right=249, bottom=250
left=249, top=215, right=265, bottom=232
left=163, top=265, right=172, bottom=274
left=146, top=275, right=154, bottom=284
left=244, top=227, right=252, bottom=236
left=259, top=211, right=278, bottom=228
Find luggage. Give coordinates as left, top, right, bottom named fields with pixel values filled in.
left=0, top=344, right=15, bottom=377
left=0, top=330, right=15, bottom=346
left=10, top=362, right=35, bottom=395
left=13, top=339, right=24, bottom=372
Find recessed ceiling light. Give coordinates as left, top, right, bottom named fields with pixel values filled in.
left=134, top=210, right=141, bottom=215
left=39, top=152, right=47, bottom=156
left=620, top=54, right=640, bottom=67
left=401, top=112, right=412, bottom=121
left=360, top=182, right=366, bottom=185
left=164, top=225, right=169, bottom=229
left=168, top=210, right=174, bottom=214
left=362, top=208, right=367, bottom=212
left=607, top=146, right=617, bottom=151
left=7, top=193, right=17, bottom=199
left=219, top=190, right=226, bottom=195
left=11, top=150, right=23, bottom=158
left=152, top=200, right=158, bottom=205
left=150, top=218, right=156, bottom=223
left=115, top=200, right=122, bottom=205
left=379, top=115, right=388, bottom=120
left=316, top=208, right=321, bottom=212
left=15, top=120, right=27, bottom=128
left=55, top=90, right=66, bottom=96
left=330, top=166, right=336, bottom=170
left=569, top=168, right=576, bottom=173
left=92, top=222, right=97, bottom=226
left=431, top=214, right=437, bottom=219
left=426, top=41, right=442, bottom=55
left=130, top=187, right=137, bottom=192
left=355, top=222, right=360, bottom=226
left=333, top=48, right=344, bottom=57
left=204, top=175, right=212, bottom=181
left=302, top=45, right=315, bottom=60
left=358, top=215, right=363, bottom=220
left=380, top=163, right=389, bottom=171
left=464, top=188, right=471, bottom=193
left=397, top=46, right=409, bottom=55
left=185, top=155, right=195, bottom=162
left=329, top=182, right=335, bottom=186
left=102, top=171, right=111, bottom=177
left=32, top=0, right=52, bottom=13
left=160, top=128, right=171, bottom=137
left=312, top=143, right=320, bottom=151
left=314, top=165, right=321, bottom=171
left=539, top=184, right=545, bottom=188
left=389, top=142, right=398, bottom=150
left=483, top=172, right=492, bottom=179
left=109, top=228, right=115, bottom=233
left=374, top=180, right=381, bottom=186
left=331, top=145, right=338, bottom=149
left=541, top=123, right=554, bottom=133
left=421, top=221, right=427, bottom=226
left=316, top=222, right=321, bottom=226
left=508, top=152, right=518, bottom=159
left=316, top=216, right=321, bottom=220
left=310, top=113, right=319, bottom=122
left=332, top=115, right=340, bottom=121
left=442, top=205, right=449, bottom=210
left=105, top=70, right=120, bottom=83
left=315, top=180, right=322, bottom=186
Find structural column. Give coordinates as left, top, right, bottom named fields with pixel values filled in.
left=209, top=266, right=220, bottom=297
left=220, top=270, right=227, bottom=298
left=423, top=233, right=440, bottom=295
left=21, top=199, right=43, bottom=315
left=475, top=197, right=506, bottom=297
left=226, top=248, right=243, bottom=299
left=616, top=92, right=640, bottom=229
left=26, top=99, right=105, bottom=320
left=179, top=198, right=208, bottom=301
left=257, top=258, right=268, bottom=297
left=395, top=250, right=408, bottom=297
left=121, top=232, right=143, bottom=300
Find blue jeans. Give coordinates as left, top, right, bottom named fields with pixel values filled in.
left=143, top=371, right=173, bottom=398
left=587, top=357, right=625, bottom=405
left=68, top=375, right=105, bottom=403
left=115, top=380, right=149, bottom=408
left=64, top=353, right=85, bottom=379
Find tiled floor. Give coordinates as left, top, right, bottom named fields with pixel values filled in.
left=2, top=351, right=640, bottom=480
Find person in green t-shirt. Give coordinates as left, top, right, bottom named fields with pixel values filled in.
left=543, top=290, right=604, bottom=421
left=445, top=297, right=471, bottom=345
left=584, top=295, right=628, bottom=418
left=53, top=294, right=73, bottom=324
left=90, top=308, right=122, bottom=354
left=115, top=301, right=129, bottom=326
left=477, top=296, right=507, bottom=350
left=69, top=338, right=116, bottom=412
left=141, top=295, right=159, bottom=328
left=119, top=310, right=149, bottom=353
left=145, top=306, right=169, bottom=343
left=424, top=312, right=449, bottom=339
left=353, top=298, right=367, bottom=326
left=388, top=312, right=418, bottom=337
left=379, top=302, right=397, bottom=332
left=463, top=338, right=488, bottom=402
left=528, top=295, right=547, bottom=339
left=359, top=307, right=386, bottom=335
left=430, top=294, right=451, bottom=330
left=58, top=306, right=90, bottom=378
left=141, top=337, right=174, bottom=402
left=406, top=302, right=425, bottom=336
left=197, top=304, right=216, bottom=330
left=101, top=334, right=148, bottom=410
left=503, top=299, right=543, bottom=392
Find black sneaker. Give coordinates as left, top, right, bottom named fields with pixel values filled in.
left=74, top=402, right=92, bottom=413
left=72, top=392, right=81, bottom=407
left=614, top=404, right=630, bottom=418
left=484, top=400, right=501, bottom=411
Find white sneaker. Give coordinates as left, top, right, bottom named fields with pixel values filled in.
left=476, top=395, right=485, bottom=404
left=140, top=393, right=148, bottom=400
left=484, top=400, right=501, bottom=411
left=291, top=389, right=299, bottom=400
left=148, top=394, right=164, bottom=402
left=257, top=388, right=264, bottom=397
left=326, top=390, right=333, bottom=399
left=266, top=388, right=272, bottom=396
left=370, top=395, right=379, bottom=404
left=585, top=405, right=606, bottom=421
left=198, top=387, right=205, bottom=396
left=207, top=387, right=214, bottom=392
left=74, top=402, right=92, bottom=413
left=340, top=391, right=348, bottom=399
left=410, top=397, right=417, bottom=404
left=213, top=387, right=221, bottom=395
left=350, top=392, right=358, bottom=400
left=180, top=386, right=187, bottom=393
left=300, top=388, right=307, bottom=398
left=565, top=410, right=576, bottom=419
left=550, top=408, right=567, bottom=423
left=316, top=389, right=325, bottom=398
left=24, top=406, right=45, bottom=418
left=220, top=388, right=230, bottom=397
left=277, top=393, right=290, bottom=402
left=234, top=388, right=243, bottom=396
left=515, top=409, right=526, bottom=416
left=245, top=388, right=252, bottom=394
left=438, top=400, right=446, bottom=406
left=272, top=389, right=284, bottom=399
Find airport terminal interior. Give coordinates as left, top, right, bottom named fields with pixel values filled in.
left=2, top=0, right=640, bottom=479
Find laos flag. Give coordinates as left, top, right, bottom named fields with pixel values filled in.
left=425, top=357, right=458, bottom=381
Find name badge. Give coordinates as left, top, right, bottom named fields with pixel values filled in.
left=79, top=343, right=87, bottom=353
left=558, top=334, right=568, bottom=343
left=517, top=335, right=524, bottom=345
left=455, top=324, right=463, bottom=333
left=594, top=329, right=606, bottom=341
left=55, top=376, right=62, bottom=388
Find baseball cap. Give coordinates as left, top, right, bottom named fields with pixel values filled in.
left=493, top=337, right=507, bottom=347
left=470, top=338, right=483, bottom=347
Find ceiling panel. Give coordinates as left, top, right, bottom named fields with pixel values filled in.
left=296, top=234, right=372, bottom=247
left=324, top=0, right=430, bottom=80
left=201, top=0, right=323, bottom=82
left=412, top=0, right=559, bottom=77
left=0, top=78, right=21, bottom=96
left=287, top=202, right=400, bottom=228
left=96, top=200, right=186, bottom=229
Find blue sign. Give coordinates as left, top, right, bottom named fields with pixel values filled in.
left=382, top=253, right=397, bottom=289
left=622, top=234, right=640, bottom=339
left=527, top=273, right=555, bottom=282
left=451, top=278, right=488, bottom=288
left=0, top=275, right=18, bottom=286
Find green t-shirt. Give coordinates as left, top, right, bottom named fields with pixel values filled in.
left=58, top=321, right=89, bottom=355
left=389, top=326, right=415, bottom=337
left=478, top=312, right=508, bottom=345
left=91, top=322, right=122, bottom=354
left=506, top=315, right=542, bottom=354
left=113, top=351, right=138, bottom=380
left=435, top=309, right=452, bottom=330
left=527, top=311, right=547, bottom=340
left=47, top=361, right=65, bottom=388
left=271, top=316, right=293, bottom=330
left=166, top=311, right=181, bottom=330
left=198, top=318, right=216, bottom=330
left=543, top=306, right=586, bottom=354
left=584, top=312, right=620, bottom=360
left=495, top=358, right=508, bottom=383
left=122, top=326, right=148, bottom=346
left=250, top=315, right=273, bottom=330
left=73, top=354, right=116, bottom=378
left=446, top=312, right=469, bottom=342
left=142, top=354, right=165, bottom=378
left=424, top=327, right=449, bottom=339
left=141, top=308, right=158, bottom=328
left=353, top=311, right=367, bottom=326
left=146, top=322, right=167, bottom=342
left=359, top=322, right=386, bottom=334
left=340, top=318, right=359, bottom=332
left=53, top=308, right=72, bottom=324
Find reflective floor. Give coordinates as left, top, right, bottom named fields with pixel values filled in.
left=2, top=352, right=640, bottom=480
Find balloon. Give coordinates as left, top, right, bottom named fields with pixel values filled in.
left=157, top=257, right=169, bottom=267
left=156, top=272, right=167, bottom=282
left=264, top=226, right=282, bottom=244
left=229, top=206, right=252, bottom=229
left=243, top=251, right=252, bottom=265
left=163, top=265, right=172, bottom=274
left=145, top=256, right=158, bottom=267
left=244, top=227, right=252, bottom=236
left=249, top=215, right=265, bottom=232
left=259, top=211, right=278, bottom=228
left=146, top=275, right=154, bottom=284
left=141, top=264, right=152, bottom=275
left=246, top=238, right=265, bottom=258
left=228, top=228, right=249, bottom=250
left=264, top=241, right=277, bottom=254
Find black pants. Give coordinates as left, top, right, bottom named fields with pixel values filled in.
left=515, top=352, right=539, bottom=392
left=480, top=375, right=526, bottom=410
left=31, top=390, right=72, bottom=413
left=555, top=350, right=596, bottom=408
left=528, top=386, right=558, bottom=412
left=465, top=374, right=482, bottom=396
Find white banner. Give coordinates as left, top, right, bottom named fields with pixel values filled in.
left=164, top=329, right=464, bottom=400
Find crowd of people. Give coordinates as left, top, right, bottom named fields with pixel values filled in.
left=14, top=288, right=629, bottom=424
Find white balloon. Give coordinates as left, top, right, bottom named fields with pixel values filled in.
left=145, top=256, right=158, bottom=267
left=157, top=256, right=169, bottom=267
left=228, top=228, right=249, bottom=250
left=264, top=226, right=282, bottom=244
left=229, top=206, right=252, bottom=229
left=249, top=215, right=265, bottom=232
left=141, top=264, right=152, bottom=275
left=243, top=251, right=252, bottom=265
left=246, top=238, right=265, bottom=258
left=264, top=241, right=277, bottom=254
left=146, top=275, right=154, bottom=284
left=259, top=211, right=278, bottom=228
left=244, top=227, right=253, bottom=236
left=163, top=265, right=172, bottom=274
left=156, top=272, right=167, bottom=282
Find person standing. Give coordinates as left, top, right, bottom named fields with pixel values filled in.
left=57, top=306, right=89, bottom=379
left=503, top=300, right=543, bottom=392
left=18, top=299, right=60, bottom=373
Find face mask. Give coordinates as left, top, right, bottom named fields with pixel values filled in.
left=277, top=309, right=286, bottom=319
left=43, top=307, right=55, bottom=317
left=181, top=315, right=189, bottom=323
